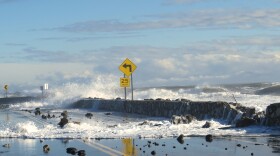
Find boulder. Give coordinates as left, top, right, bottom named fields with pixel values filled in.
left=66, top=147, right=77, bottom=155
left=85, top=113, right=93, bottom=119
left=58, top=117, right=68, bottom=128
left=34, top=108, right=41, bottom=116
left=171, top=115, right=195, bottom=124
left=41, top=115, right=47, bottom=119
left=265, top=103, right=280, bottom=126
left=235, top=117, right=256, bottom=127
left=205, top=134, right=213, bottom=142
left=43, top=144, right=50, bottom=153
left=177, top=134, right=184, bottom=144
left=77, top=150, right=86, bottom=156
left=202, top=121, right=212, bottom=128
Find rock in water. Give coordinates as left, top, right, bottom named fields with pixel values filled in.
left=205, top=134, right=213, bottom=142
left=66, top=147, right=77, bottom=155
left=58, top=117, right=68, bottom=128
left=43, top=144, right=50, bottom=153
left=77, top=150, right=86, bottom=156
left=85, top=113, right=93, bottom=119
left=151, top=150, right=156, bottom=155
left=177, top=134, right=184, bottom=144
left=34, top=107, right=41, bottom=115
left=202, top=121, right=212, bottom=128
left=235, top=117, right=256, bottom=127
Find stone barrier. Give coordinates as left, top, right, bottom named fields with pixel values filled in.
left=265, top=103, right=280, bottom=126
left=72, top=98, right=260, bottom=125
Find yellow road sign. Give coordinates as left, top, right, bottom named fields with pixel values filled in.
left=4, top=85, right=8, bottom=90
left=120, top=78, right=130, bottom=87
left=119, top=58, right=137, bottom=77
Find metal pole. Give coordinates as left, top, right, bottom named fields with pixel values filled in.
left=131, top=73, right=133, bottom=100
left=124, top=74, right=127, bottom=100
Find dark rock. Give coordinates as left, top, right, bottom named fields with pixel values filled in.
left=236, top=105, right=255, bottom=117
left=66, top=147, right=77, bottom=155
left=85, top=113, right=93, bottom=119
left=251, top=153, right=254, bottom=156
left=237, top=144, right=241, bottom=147
left=225, top=148, right=227, bottom=150
left=58, top=117, right=68, bottom=128
left=171, top=115, right=195, bottom=124
left=202, top=121, right=212, bottom=128
left=151, top=150, right=156, bottom=155
left=34, top=108, right=41, bottom=115
left=173, top=146, right=176, bottom=148
left=77, top=150, right=86, bottom=156
left=139, top=120, right=149, bottom=126
left=104, top=112, right=112, bottom=115
left=177, top=134, right=184, bottom=144
left=235, top=117, right=256, bottom=127
left=43, top=144, right=50, bottom=153
left=41, top=115, right=47, bottom=119
left=265, top=103, right=280, bottom=126
left=205, top=134, right=213, bottom=142
left=184, top=147, right=187, bottom=150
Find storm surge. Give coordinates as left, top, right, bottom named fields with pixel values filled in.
left=2, top=81, right=280, bottom=139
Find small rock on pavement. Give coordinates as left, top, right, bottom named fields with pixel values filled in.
left=177, top=134, right=184, bottom=144
left=205, top=134, right=213, bottom=142
left=66, top=147, right=77, bottom=155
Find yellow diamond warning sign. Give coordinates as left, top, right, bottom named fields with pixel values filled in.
left=119, top=58, right=137, bottom=77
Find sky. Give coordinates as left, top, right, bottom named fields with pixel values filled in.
left=0, top=0, right=280, bottom=91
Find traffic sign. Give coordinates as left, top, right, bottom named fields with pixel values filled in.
left=119, top=58, right=137, bottom=77
left=4, top=85, right=8, bottom=90
left=120, top=77, right=130, bottom=87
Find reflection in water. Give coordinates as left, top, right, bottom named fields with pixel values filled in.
left=122, top=138, right=137, bottom=156
left=268, top=137, right=280, bottom=153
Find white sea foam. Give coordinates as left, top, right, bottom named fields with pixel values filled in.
left=3, top=82, right=280, bottom=139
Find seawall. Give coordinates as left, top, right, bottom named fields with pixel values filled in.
left=72, top=98, right=258, bottom=125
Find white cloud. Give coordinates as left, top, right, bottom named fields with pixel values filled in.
left=154, top=58, right=176, bottom=71
left=50, top=9, right=280, bottom=33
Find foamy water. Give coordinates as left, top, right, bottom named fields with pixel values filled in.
left=2, top=80, right=280, bottom=139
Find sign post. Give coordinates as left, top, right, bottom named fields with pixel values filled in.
left=119, top=58, right=137, bottom=100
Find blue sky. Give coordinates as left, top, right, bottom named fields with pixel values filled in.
left=0, top=0, right=280, bottom=91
